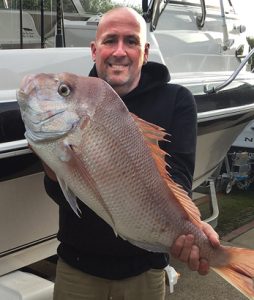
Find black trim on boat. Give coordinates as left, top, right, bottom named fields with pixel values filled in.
left=198, top=112, right=254, bottom=135
left=196, top=82, right=254, bottom=113
left=0, top=106, right=43, bottom=181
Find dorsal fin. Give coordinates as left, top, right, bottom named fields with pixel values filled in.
left=131, top=113, right=202, bottom=229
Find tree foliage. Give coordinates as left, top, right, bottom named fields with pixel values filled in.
left=80, top=0, right=116, bottom=14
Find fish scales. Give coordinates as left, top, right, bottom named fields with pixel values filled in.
left=67, top=86, right=183, bottom=250
left=17, top=72, right=254, bottom=299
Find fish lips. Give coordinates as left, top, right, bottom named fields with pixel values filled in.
left=24, top=126, right=69, bottom=142
left=23, top=108, right=78, bottom=142
left=17, top=89, right=77, bottom=142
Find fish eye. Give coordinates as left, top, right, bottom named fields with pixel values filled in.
left=58, top=84, right=70, bottom=97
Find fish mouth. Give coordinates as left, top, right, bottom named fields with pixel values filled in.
left=17, top=87, right=68, bottom=123
left=24, top=126, right=70, bottom=142
left=23, top=108, right=73, bottom=141
left=16, top=89, right=72, bottom=141
left=27, top=107, right=66, bottom=125
left=16, top=86, right=80, bottom=142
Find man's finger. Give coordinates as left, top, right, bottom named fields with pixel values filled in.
left=202, top=222, right=220, bottom=248
left=170, top=235, right=186, bottom=258
left=177, top=234, right=195, bottom=262
left=188, top=245, right=200, bottom=271
left=198, top=258, right=210, bottom=275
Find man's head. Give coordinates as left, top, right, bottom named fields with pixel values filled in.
left=90, top=7, right=150, bottom=96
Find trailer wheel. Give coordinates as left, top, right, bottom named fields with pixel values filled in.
left=225, top=181, right=233, bottom=194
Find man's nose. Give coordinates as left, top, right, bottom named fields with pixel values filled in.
left=113, top=41, right=127, bottom=56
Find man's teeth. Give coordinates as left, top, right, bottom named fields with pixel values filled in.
left=110, top=64, right=127, bottom=69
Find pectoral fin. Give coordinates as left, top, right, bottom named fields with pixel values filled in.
left=56, top=140, right=117, bottom=232
left=57, top=176, right=82, bottom=218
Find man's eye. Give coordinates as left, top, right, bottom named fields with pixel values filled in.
left=104, top=39, right=115, bottom=44
left=127, top=38, right=139, bottom=45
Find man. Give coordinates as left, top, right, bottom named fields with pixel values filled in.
left=44, top=7, right=220, bottom=300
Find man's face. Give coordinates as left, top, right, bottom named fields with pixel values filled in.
left=91, top=10, right=149, bottom=96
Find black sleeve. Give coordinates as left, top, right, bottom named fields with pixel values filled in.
left=162, top=86, right=197, bottom=196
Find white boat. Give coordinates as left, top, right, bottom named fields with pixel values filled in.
left=1, top=0, right=254, bottom=277
left=232, top=120, right=254, bottom=149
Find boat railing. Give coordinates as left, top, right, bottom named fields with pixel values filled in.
left=220, top=0, right=234, bottom=51
left=142, top=0, right=169, bottom=31
left=196, top=0, right=206, bottom=29
left=0, top=139, right=30, bottom=159
left=204, top=48, right=254, bottom=94
left=143, top=0, right=208, bottom=31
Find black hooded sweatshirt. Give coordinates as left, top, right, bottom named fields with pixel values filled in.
left=44, top=61, right=197, bottom=280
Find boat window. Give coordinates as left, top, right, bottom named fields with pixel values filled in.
left=0, top=0, right=142, bottom=49
left=0, top=0, right=80, bottom=49
left=0, top=0, right=77, bottom=13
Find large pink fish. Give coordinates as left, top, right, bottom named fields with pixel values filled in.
left=17, top=73, right=254, bottom=299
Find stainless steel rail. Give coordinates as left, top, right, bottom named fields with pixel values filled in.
left=204, top=48, right=254, bottom=94
left=196, top=0, right=206, bottom=28
left=0, top=139, right=31, bottom=159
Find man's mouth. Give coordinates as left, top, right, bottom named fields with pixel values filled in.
left=108, top=63, right=129, bottom=70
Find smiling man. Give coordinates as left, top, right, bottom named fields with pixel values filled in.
left=44, top=7, right=220, bottom=300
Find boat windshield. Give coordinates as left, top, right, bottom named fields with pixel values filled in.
left=0, top=0, right=143, bottom=50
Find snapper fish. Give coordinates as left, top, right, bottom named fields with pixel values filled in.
left=17, top=72, right=254, bottom=299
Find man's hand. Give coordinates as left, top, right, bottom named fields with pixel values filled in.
left=170, top=221, right=220, bottom=275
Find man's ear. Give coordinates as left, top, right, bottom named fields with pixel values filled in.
left=90, top=41, right=96, bottom=61
left=143, top=42, right=150, bottom=64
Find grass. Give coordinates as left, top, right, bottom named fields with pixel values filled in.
left=195, top=184, right=254, bottom=237
left=215, top=187, right=254, bottom=237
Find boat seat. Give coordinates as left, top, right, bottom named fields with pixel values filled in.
left=0, top=270, right=53, bottom=299
left=0, top=9, right=41, bottom=49
left=62, top=17, right=99, bottom=47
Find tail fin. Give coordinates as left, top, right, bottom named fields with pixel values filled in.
left=212, top=247, right=254, bottom=300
